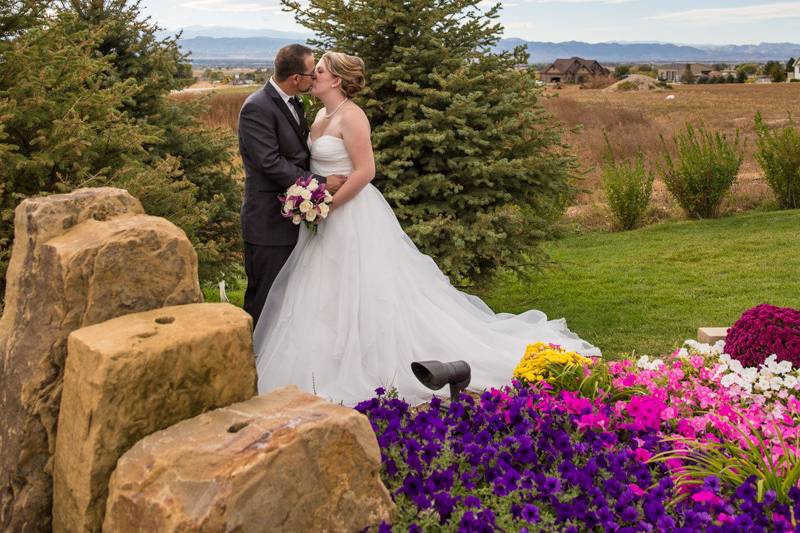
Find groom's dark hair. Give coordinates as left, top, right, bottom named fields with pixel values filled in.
left=274, top=44, right=314, bottom=81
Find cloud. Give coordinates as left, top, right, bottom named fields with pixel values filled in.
left=181, top=0, right=281, bottom=13
left=651, top=2, right=800, bottom=23
left=524, top=0, right=634, bottom=4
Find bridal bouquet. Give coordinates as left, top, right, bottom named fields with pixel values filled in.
left=279, top=175, right=333, bottom=233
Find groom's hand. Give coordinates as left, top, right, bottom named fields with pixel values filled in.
left=326, top=174, right=347, bottom=194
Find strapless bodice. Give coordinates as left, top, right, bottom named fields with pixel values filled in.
left=309, top=135, right=354, bottom=177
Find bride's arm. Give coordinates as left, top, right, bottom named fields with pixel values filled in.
left=330, top=106, right=375, bottom=210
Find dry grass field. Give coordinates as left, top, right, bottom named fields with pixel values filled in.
left=544, top=83, right=800, bottom=228
left=175, top=82, right=800, bottom=229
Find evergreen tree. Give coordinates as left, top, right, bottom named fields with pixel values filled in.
left=0, top=1, right=242, bottom=297
left=0, top=11, right=202, bottom=299
left=0, top=0, right=44, bottom=42
left=764, top=60, right=786, bottom=82
left=283, top=0, right=576, bottom=284
left=0, top=1, right=244, bottom=300
left=57, top=1, right=242, bottom=282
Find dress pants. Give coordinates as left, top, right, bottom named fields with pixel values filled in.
left=243, top=242, right=294, bottom=328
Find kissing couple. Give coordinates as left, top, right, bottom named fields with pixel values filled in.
left=238, top=44, right=599, bottom=406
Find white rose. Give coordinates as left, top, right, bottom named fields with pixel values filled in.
left=318, top=203, right=330, bottom=217
left=299, top=200, right=313, bottom=213
left=324, top=190, right=333, bottom=201
left=299, top=188, right=312, bottom=200
left=305, top=209, right=317, bottom=222
left=283, top=201, right=294, bottom=213
left=288, top=185, right=302, bottom=196
left=308, top=179, right=319, bottom=191
left=292, top=214, right=302, bottom=225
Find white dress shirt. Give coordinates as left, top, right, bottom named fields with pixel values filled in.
left=269, top=77, right=300, bottom=124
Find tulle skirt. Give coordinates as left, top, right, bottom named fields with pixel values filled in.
left=253, top=184, right=600, bottom=406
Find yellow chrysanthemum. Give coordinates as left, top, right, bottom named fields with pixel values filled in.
left=513, top=342, right=594, bottom=384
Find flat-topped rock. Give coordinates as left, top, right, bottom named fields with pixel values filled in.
left=697, top=327, right=729, bottom=344
left=104, top=386, right=394, bottom=533
left=53, top=303, right=256, bottom=533
left=0, top=188, right=202, bottom=532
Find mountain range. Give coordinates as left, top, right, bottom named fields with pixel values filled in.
left=164, top=27, right=800, bottom=65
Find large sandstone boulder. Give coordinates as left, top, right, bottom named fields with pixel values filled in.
left=53, top=303, right=256, bottom=533
left=0, top=188, right=203, bottom=532
left=104, top=386, right=395, bottom=533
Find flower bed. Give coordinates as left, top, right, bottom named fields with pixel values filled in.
left=356, top=341, right=800, bottom=531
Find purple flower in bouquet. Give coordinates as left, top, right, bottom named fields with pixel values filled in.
left=277, top=175, right=333, bottom=234
left=725, top=304, right=800, bottom=367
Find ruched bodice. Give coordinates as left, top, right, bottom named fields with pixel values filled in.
left=309, top=135, right=354, bottom=177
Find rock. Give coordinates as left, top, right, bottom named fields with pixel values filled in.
left=0, top=188, right=202, bottom=532
left=104, top=386, right=394, bottom=533
left=53, top=303, right=256, bottom=533
left=697, top=327, right=729, bottom=344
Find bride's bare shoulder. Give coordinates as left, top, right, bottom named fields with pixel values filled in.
left=342, top=101, right=370, bottom=128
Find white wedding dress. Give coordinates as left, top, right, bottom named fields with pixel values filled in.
left=253, top=135, right=600, bottom=405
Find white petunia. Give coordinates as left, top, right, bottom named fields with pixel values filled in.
left=720, top=374, right=736, bottom=388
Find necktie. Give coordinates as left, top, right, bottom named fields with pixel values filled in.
left=289, top=97, right=308, bottom=133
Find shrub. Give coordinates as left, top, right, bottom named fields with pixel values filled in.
left=724, top=304, right=800, bottom=368
left=659, top=124, right=743, bottom=218
left=754, top=113, right=800, bottom=209
left=615, top=80, right=638, bottom=92
left=601, top=137, right=653, bottom=230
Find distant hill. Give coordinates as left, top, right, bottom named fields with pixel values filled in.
left=172, top=29, right=800, bottom=65
left=496, top=39, right=800, bottom=63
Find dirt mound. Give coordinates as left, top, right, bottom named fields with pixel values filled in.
left=603, top=74, right=662, bottom=92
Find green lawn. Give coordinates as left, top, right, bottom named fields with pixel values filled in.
left=482, top=210, right=800, bottom=358
left=206, top=210, right=800, bottom=359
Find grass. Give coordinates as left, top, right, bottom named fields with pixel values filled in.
left=481, top=209, right=800, bottom=358
left=203, top=210, right=800, bottom=360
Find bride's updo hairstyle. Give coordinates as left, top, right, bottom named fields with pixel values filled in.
left=321, top=52, right=366, bottom=98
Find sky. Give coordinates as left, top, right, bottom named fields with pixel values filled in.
left=139, top=0, right=800, bottom=45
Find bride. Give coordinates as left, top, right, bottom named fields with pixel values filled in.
left=253, top=51, right=599, bottom=405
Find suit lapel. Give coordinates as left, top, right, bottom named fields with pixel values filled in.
left=264, top=83, right=308, bottom=148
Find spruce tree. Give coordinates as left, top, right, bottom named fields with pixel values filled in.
left=1, top=1, right=245, bottom=300
left=58, top=1, right=242, bottom=282
left=283, top=0, right=575, bottom=285
left=0, top=11, right=203, bottom=300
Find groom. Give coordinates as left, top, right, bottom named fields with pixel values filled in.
left=238, top=44, right=346, bottom=326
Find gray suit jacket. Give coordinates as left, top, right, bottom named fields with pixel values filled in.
left=238, top=83, right=323, bottom=246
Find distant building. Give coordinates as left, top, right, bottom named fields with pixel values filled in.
left=709, top=69, right=738, bottom=79
left=794, top=58, right=800, bottom=80
left=657, top=63, right=713, bottom=82
left=540, top=57, right=610, bottom=84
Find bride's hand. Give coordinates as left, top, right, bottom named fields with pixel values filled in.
left=325, top=174, right=347, bottom=194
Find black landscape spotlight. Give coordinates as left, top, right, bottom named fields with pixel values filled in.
left=411, top=360, right=471, bottom=402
